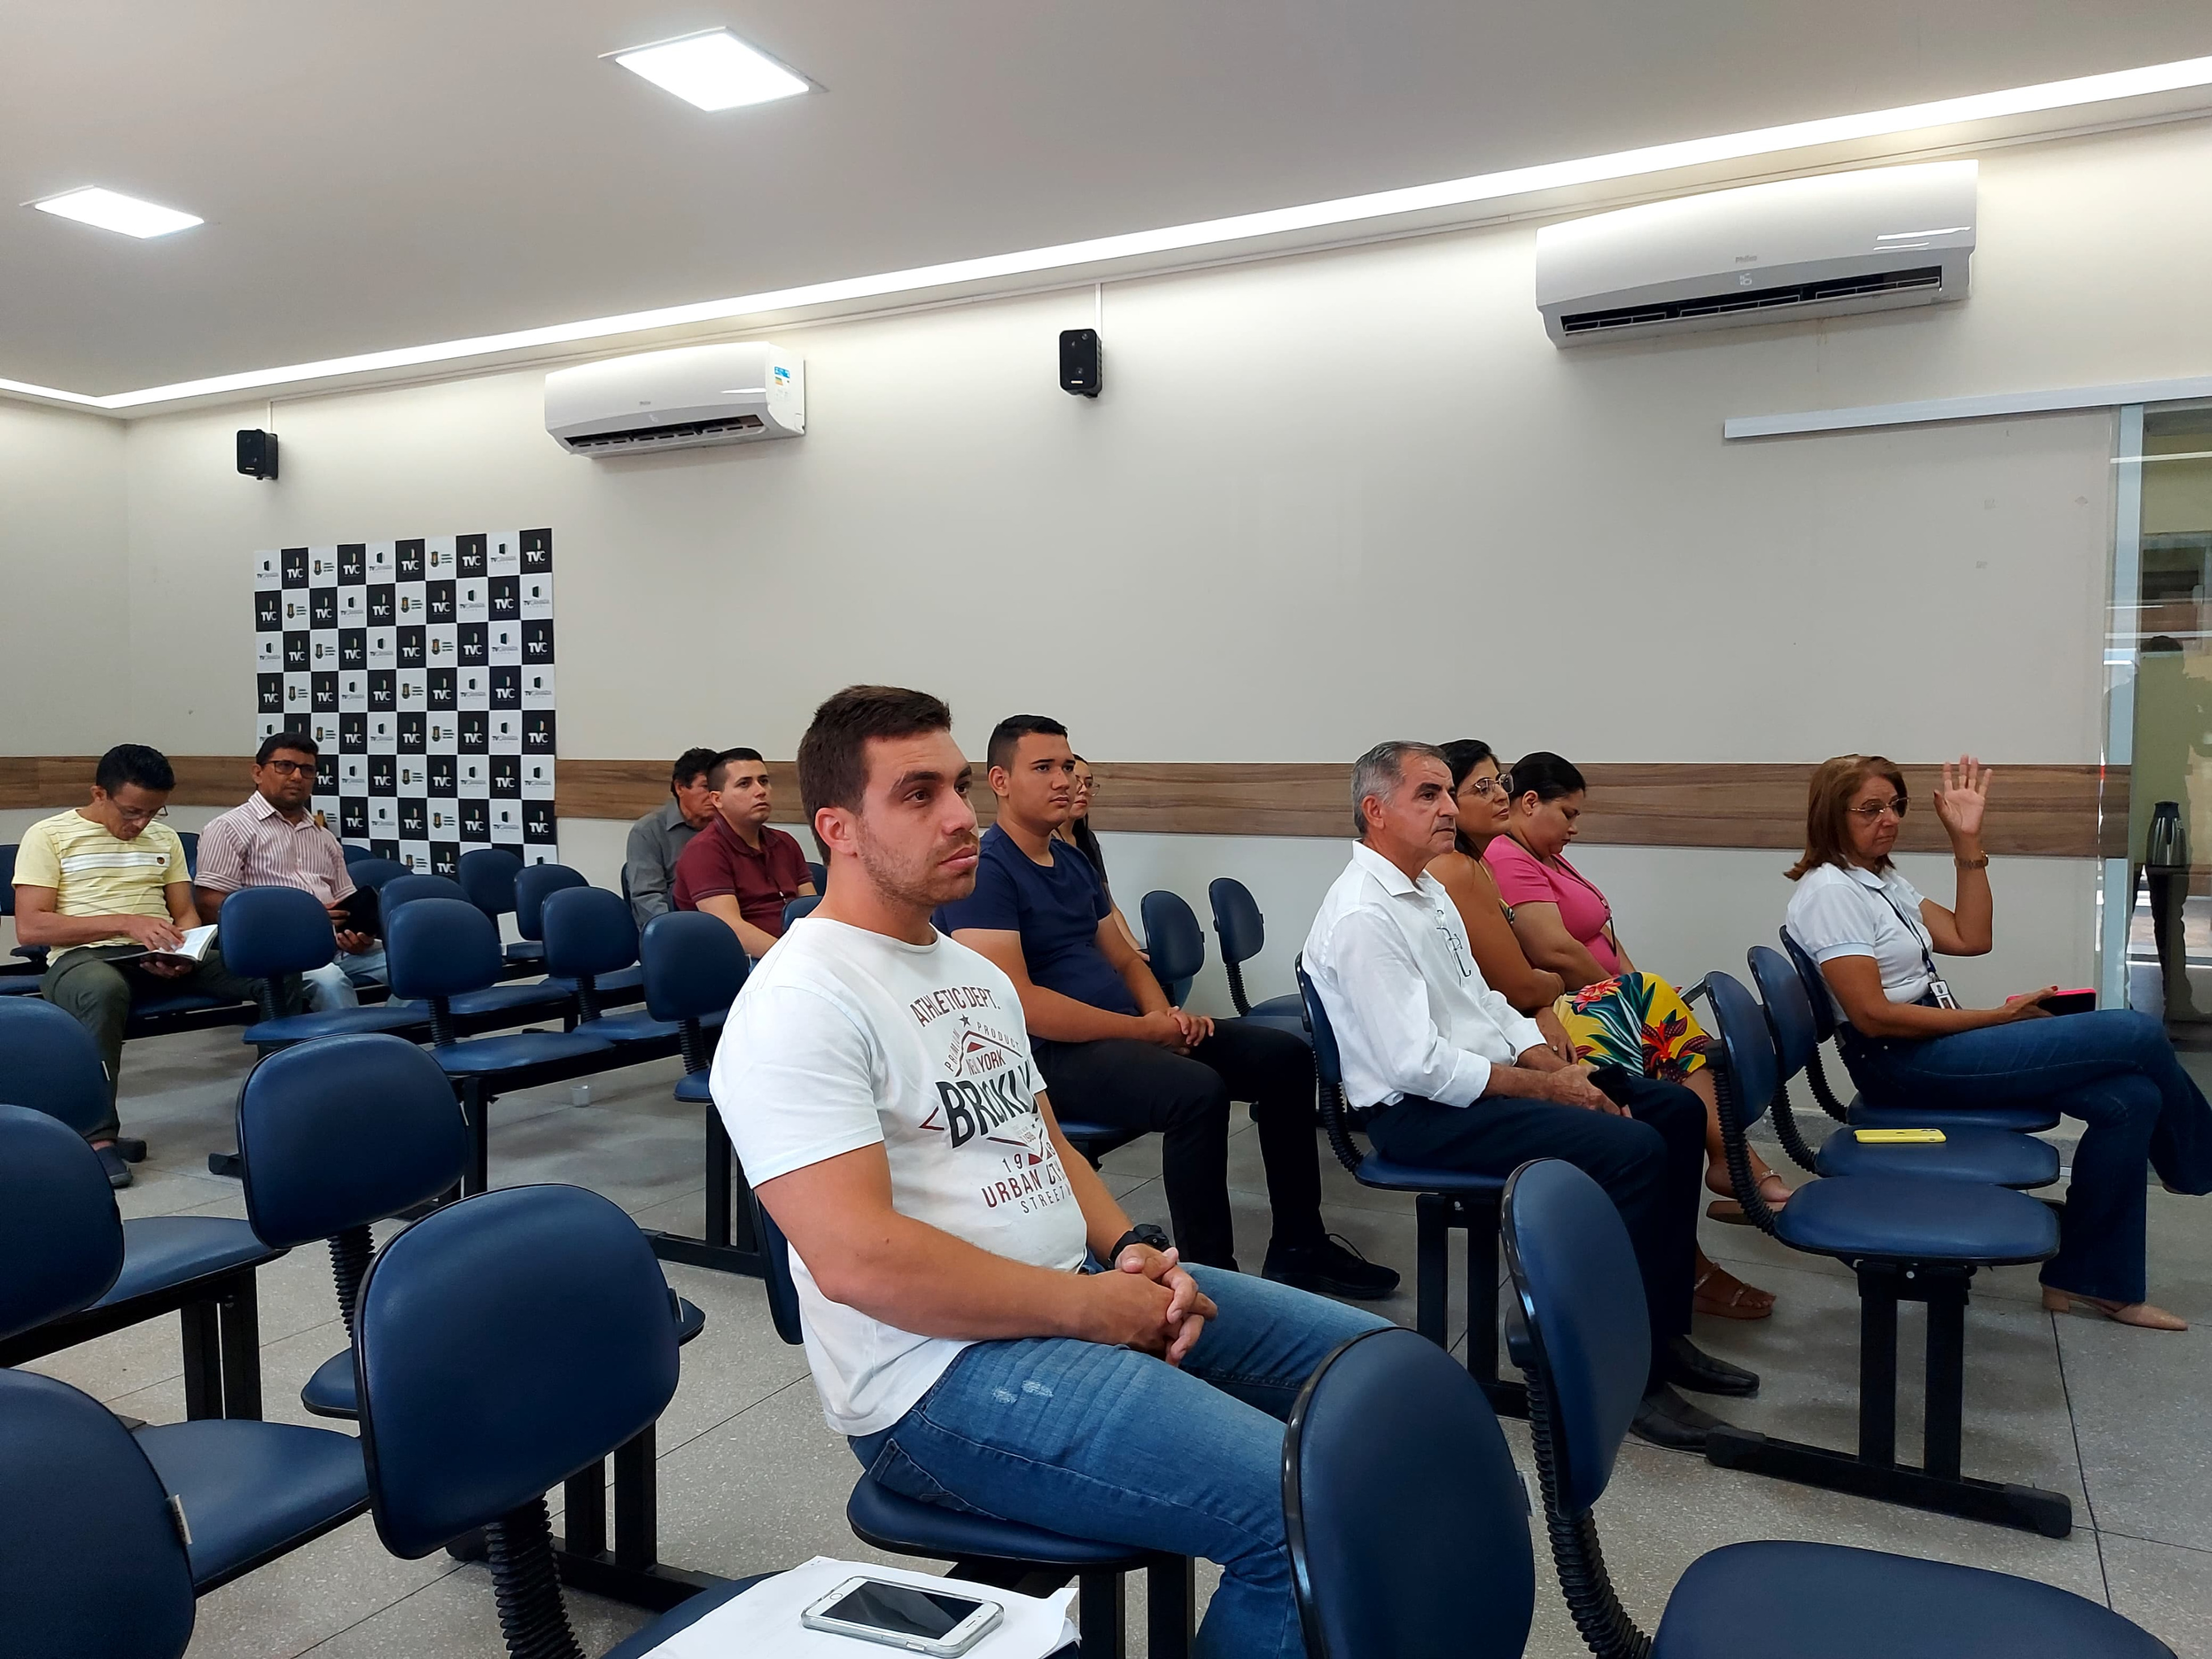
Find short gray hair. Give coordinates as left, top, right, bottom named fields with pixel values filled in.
left=1350, top=741, right=1448, bottom=837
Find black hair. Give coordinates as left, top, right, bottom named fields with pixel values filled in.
left=987, top=715, right=1068, bottom=775
left=256, top=730, right=319, bottom=766
left=94, top=743, right=175, bottom=796
left=1438, top=738, right=1498, bottom=857
left=671, top=747, right=722, bottom=792
left=1065, top=754, right=1107, bottom=882
left=707, top=747, right=767, bottom=791
left=1508, top=751, right=1586, bottom=804
left=798, top=686, right=955, bottom=820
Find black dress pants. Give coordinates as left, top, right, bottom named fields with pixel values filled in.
left=1032, top=1020, right=1326, bottom=1269
left=1365, top=1067, right=1704, bottom=1392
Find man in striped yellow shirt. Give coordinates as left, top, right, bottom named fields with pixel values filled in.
left=13, top=745, right=259, bottom=1187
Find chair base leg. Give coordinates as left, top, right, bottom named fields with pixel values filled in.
left=1705, top=1427, right=2072, bottom=1538
left=206, top=1150, right=242, bottom=1179
left=643, top=1232, right=764, bottom=1279
left=547, top=1546, right=728, bottom=1613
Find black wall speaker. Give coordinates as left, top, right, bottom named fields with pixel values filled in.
left=237, top=428, right=279, bottom=480
left=1058, top=329, right=1101, bottom=398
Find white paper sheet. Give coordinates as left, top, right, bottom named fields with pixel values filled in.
left=641, top=1557, right=1077, bottom=1659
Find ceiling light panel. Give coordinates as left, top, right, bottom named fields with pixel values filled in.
left=609, top=29, right=809, bottom=111
left=31, top=186, right=202, bottom=239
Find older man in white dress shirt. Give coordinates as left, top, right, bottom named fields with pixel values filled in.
left=1302, top=740, right=1755, bottom=1450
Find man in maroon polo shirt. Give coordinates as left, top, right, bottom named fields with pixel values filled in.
left=671, top=747, right=816, bottom=958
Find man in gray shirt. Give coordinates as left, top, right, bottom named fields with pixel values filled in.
left=626, top=747, right=723, bottom=928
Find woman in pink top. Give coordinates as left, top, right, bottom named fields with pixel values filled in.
left=1485, top=751, right=1795, bottom=1225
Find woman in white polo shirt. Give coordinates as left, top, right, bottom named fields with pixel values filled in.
left=1785, top=753, right=2212, bottom=1332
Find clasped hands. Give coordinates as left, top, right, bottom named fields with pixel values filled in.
left=1136, top=1008, right=1212, bottom=1054
left=1091, top=1242, right=1217, bottom=1366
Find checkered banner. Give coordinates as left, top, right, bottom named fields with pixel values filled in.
left=254, top=531, right=558, bottom=877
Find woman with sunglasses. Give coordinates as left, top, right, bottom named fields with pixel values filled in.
left=1433, top=740, right=1780, bottom=1319
left=1787, top=753, right=2212, bottom=1331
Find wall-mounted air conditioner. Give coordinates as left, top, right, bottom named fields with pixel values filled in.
left=1534, top=161, right=1975, bottom=346
left=544, top=342, right=804, bottom=455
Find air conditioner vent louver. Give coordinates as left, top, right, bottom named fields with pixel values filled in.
left=562, top=414, right=766, bottom=452
left=1559, top=265, right=1945, bottom=336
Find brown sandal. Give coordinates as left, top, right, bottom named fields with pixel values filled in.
left=1694, top=1261, right=1775, bottom=1320
left=1705, top=1171, right=1794, bottom=1226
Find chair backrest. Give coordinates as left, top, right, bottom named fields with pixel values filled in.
left=0, top=842, right=16, bottom=913
left=1208, top=876, right=1265, bottom=967
left=238, top=1036, right=468, bottom=1250
left=1501, top=1159, right=1649, bottom=1517
left=1140, top=889, right=1205, bottom=1005
left=806, top=860, right=827, bottom=893
left=1295, top=960, right=1346, bottom=1092
left=540, top=886, right=638, bottom=983
left=0, top=1103, right=125, bottom=1340
left=1703, top=969, right=1777, bottom=1132
left=784, top=893, right=821, bottom=929
left=0, top=997, right=116, bottom=1137
left=756, top=1199, right=804, bottom=1348
left=343, top=842, right=377, bottom=867
left=348, top=856, right=409, bottom=892
left=1746, top=944, right=1820, bottom=1082
left=514, top=862, right=587, bottom=942
left=177, top=829, right=199, bottom=879
left=1283, top=1326, right=1534, bottom=1659
left=0, top=1369, right=197, bottom=1659
left=640, top=911, right=750, bottom=1026
left=385, top=897, right=503, bottom=1003
left=1778, top=929, right=1838, bottom=1040
left=457, top=848, right=524, bottom=920
left=217, top=885, right=339, bottom=980
left=353, top=1184, right=682, bottom=1558
left=382, top=872, right=467, bottom=917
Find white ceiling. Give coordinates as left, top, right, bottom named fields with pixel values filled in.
left=6, top=1, right=2212, bottom=399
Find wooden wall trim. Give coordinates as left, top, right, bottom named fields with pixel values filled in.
left=2, top=756, right=2126, bottom=857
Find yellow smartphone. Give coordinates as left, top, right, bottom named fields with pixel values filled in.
left=1853, top=1127, right=1947, bottom=1144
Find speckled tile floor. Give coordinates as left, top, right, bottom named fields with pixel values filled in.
left=26, top=1027, right=2212, bottom=1657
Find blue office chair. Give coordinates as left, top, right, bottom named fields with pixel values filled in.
left=347, top=855, right=408, bottom=891
left=783, top=892, right=821, bottom=928
left=0, top=1105, right=369, bottom=1594
left=218, top=886, right=424, bottom=1048
left=806, top=859, right=827, bottom=892
left=1701, top=969, right=2070, bottom=1536
left=516, top=863, right=644, bottom=1009
left=237, top=1036, right=470, bottom=1420
left=1283, top=1325, right=1534, bottom=1659
left=1208, top=877, right=1309, bottom=1030
left=0, top=1006, right=282, bottom=1420
left=540, top=886, right=684, bottom=1049
left=342, top=841, right=378, bottom=867
left=753, top=1199, right=1193, bottom=1656
left=1296, top=961, right=1521, bottom=1415
left=638, top=912, right=756, bottom=1275
left=386, top=872, right=574, bottom=1028
left=353, top=1184, right=770, bottom=1659
left=177, top=829, right=199, bottom=879
left=459, top=847, right=540, bottom=963
left=1140, top=888, right=1204, bottom=1006
left=1502, top=1157, right=2170, bottom=1657
left=1745, top=946, right=2058, bottom=1186
left=1776, top=932, right=2061, bottom=1133
left=0, top=1368, right=198, bottom=1658
left=384, top=898, right=615, bottom=1193
left=0, top=841, right=46, bottom=977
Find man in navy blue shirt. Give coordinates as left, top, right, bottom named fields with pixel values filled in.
left=940, top=715, right=1396, bottom=1299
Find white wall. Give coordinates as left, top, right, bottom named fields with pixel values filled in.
left=0, top=402, right=129, bottom=752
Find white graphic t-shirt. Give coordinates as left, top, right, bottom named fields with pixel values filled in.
left=710, top=917, right=1087, bottom=1437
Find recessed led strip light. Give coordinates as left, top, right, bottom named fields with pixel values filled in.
left=31, top=186, right=202, bottom=239
left=16, top=50, right=2212, bottom=412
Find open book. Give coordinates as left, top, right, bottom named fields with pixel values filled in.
left=111, top=924, right=217, bottom=969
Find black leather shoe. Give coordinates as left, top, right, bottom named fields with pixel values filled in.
left=1263, top=1235, right=1401, bottom=1300
left=113, top=1137, right=148, bottom=1163
left=1629, top=1385, right=1728, bottom=1452
left=96, top=1144, right=133, bottom=1189
left=1663, top=1335, right=1760, bottom=1398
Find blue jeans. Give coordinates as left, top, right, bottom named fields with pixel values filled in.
left=849, top=1268, right=1388, bottom=1659
left=1841, top=1009, right=2212, bottom=1303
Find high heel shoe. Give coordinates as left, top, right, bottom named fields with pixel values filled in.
left=2041, top=1287, right=2188, bottom=1331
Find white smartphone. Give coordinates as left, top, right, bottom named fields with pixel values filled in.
left=799, top=1576, right=1004, bottom=1657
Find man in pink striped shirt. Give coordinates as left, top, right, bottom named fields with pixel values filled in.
left=194, top=734, right=383, bottom=1010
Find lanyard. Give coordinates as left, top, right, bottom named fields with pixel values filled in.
left=1868, top=879, right=1943, bottom=987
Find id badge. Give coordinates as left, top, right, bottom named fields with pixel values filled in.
left=1928, top=977, right=1958, bottom=1010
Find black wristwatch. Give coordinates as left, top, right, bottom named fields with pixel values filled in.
left=1108, top=1224, right=1172, bottom=1261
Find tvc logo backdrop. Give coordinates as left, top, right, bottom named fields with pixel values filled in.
left=254, top=531, right=559, bottom=877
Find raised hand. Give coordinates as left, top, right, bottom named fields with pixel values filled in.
left=1932, top=755, right=1992, bottom=845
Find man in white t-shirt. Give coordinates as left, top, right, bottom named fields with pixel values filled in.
left=712, top=686, right=1386, bottom=1659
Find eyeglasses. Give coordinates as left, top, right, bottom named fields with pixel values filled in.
left=1848, top=797, right=1909, bottom=821
left=111, top=804, right=169, bottom=824
left=261, top=759, right=314, bottom=777
left=1464, top=774, right=1516, bottom=799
